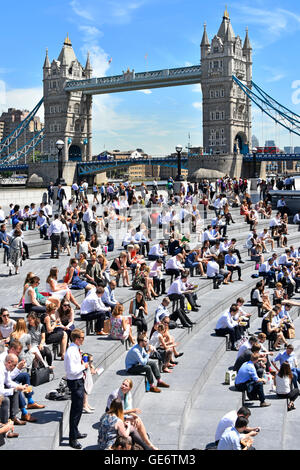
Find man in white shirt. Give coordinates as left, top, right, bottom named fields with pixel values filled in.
left=48, top=214, right=63, bottom=258
left=214, top=406, right=258, bottom=445
left=215, top=304, right=242, bottom=350
left=206, top=255, right=224, bottom=289
left=82, top=204, right=94, bottom=241
left=258, top=228, right=274, bottom=252
left=167, top=272, right=199, bottom=312
left=0, top=354, right=31, bottom=428
left=165, top=253, right=185, bottom=278
left=64, top=329, right=89, bottom=449
left=72, top=182, right=79, bottom=203
left=148, top=241, right=167, bottom=263
left=80, top=286, right=111, bottom=335
left=293, top=211, right=300, bottom=231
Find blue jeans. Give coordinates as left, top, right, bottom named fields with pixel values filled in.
left=14, top=372, right=34, bottom=409
left=291, top=368, right=300, bottom=388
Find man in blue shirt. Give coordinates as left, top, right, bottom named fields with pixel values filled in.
left=225, top=249, right=243, bottom=281
left=125, top=333, right=169, bottom=393
left=0, top=223, right=10, bottom=265
left=272, top=344, right=300, bottom=388
left=235, top=353, right=270, bottom=407
left=217, top=417, right=253, bottom=450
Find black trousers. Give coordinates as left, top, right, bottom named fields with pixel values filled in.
left=153, top=277, right=166, bottom=295
left=83, top=221, right=91, bottom=241
left=81, top=311, right=106, bottom=332
left=132, top=315, right=148, bottom=333
left=215, top=326, right=242, bottom=348
left=67, top=378, right=85, bottom=442
left=170, top=308, right=193, bottom=327
left=50, top=234, right=60, bottom=257
left=227, top=265, right=242, bottom=279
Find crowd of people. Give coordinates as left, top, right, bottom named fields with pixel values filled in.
left=0, top=173, right=299, bottom=450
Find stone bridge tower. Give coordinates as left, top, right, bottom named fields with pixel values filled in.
left=43, top=35, right=93, bottom=163
left=199, top=8, right=252, bottom=175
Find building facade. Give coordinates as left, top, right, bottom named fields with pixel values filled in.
left=200, top=9, right=252, bottom=158
left=43, top=35, right=93, bottom=163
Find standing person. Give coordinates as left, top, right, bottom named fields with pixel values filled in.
left=57, top=185, right=67, bottom=213
left=92, top=183, right=99, bottom=204
left=64, top=329, right=89, bottom=449
left=47, top=182, right=54, bottom=205
left=82, top=203, right=93, bottom=242
left=8, top=227, right=23, bottom=276
left=72, top=182, right=79, bottom=203
left=48, top=214, right=63, bottom=259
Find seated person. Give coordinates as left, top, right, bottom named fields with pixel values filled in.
left=234, top=353, right=270, bottom=407
left=217, top=416, right=256, bottom=450
left=215, top=304, right=243, bottom=351
left=125, top=333, right=169, bottom=393
left=109, top=304, right=135, bottom=346
left=80, top=286, right=111, bottom=336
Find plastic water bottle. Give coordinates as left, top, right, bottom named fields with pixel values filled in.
left=145, top=377, right=150, bottom=392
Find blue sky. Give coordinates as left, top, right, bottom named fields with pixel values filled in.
left=1, top=0, right=300, bottom=154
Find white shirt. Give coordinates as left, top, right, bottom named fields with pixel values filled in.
left=206, top=260, right=219, bottom=278
left=165, top=256, right=183, bottom=271
left=82, top=208, right=93, bottom=223
left=215, top=410, right=238, bottom=442
left=167, top=279, right=186, bottom=296
left=64, top=342, right=85, bottom=381
left=216, top=311, right=238, bottom=330
left=80, top=291, right=110, bottom=315
left=48, top=219, right=63, bottom=236
left=276, top=375, right=291, bottom=395
left=0, top=361, right=19, bottom=397
left=148, top=244, right=164, bottom=257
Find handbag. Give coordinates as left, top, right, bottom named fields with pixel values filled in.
left=225, top=370, right=236, bottom=386
left=287, top=328, right=296, bottom=339
left=103, top=318, right=111, bottom=334
left=31, top=366, right=52, bottom=387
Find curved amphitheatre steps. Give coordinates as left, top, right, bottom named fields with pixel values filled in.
left=1, top=198, right=299, bottom=449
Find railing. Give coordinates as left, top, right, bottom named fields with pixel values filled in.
left=65, top=65, right=202, bottom=91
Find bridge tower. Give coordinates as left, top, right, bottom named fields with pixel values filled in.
left=200, top=8, right=252, bottom=175
left=43, top=35, right=93, bottom=164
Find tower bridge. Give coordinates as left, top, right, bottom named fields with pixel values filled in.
left=1, top=9, right=300, bottom=183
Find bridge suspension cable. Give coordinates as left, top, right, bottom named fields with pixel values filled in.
left=0, top=98, right=44, bottom=156
left=0, top=128, right=44, bottom=166
left=233, top=76, right=300, bottom=138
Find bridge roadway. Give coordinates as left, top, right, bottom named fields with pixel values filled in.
left=64, top=65, right=202, bottom=95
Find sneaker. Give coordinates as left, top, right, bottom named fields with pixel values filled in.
left=260, top=402, right=271, bottom=407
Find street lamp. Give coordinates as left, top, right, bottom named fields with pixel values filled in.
left=175, top=144, right=183, bottom=182
left=252, top=147, right=257, bottom=179
left=55, top=139, right=66, bottom=186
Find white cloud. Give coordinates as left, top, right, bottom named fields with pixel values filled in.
left=192, top=102, right=202, bottom=110
left=192, top=84, right=202, bottom=93
left=70, top=0, right=93, bottom=21
left=232, top=4, right=300, bottom=47
left=137, top=89, right=152, bottom=94
left=2, top=86, right=44, bottom=119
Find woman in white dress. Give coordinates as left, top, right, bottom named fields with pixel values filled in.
left=45, top=267, right=80, bottom=309
left=76, top=234, right=91, bottom=260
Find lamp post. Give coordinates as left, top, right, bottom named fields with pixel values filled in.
left=175, top=144, right=183, bottom=181
left=55, top=139, right=66, bottom=186
left=173, top=144, right=184, bottom=194
left=252, top=147, right=257, bottom=179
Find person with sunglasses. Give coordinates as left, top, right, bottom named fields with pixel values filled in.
left=0, top=309, right=16, bottom=345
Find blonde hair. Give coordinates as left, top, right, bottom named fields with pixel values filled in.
left=11, top=318, right=27, bottom=339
